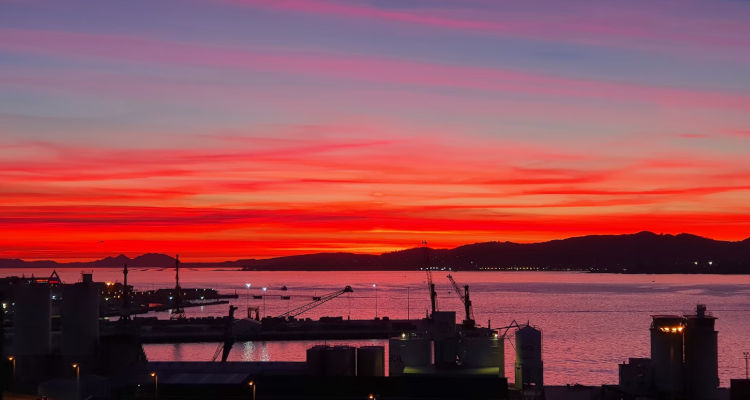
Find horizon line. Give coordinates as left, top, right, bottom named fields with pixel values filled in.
left=3, top=230, right=747, bottom=264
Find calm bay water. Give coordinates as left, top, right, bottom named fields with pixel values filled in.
left=6, top=268, right=750, bottom=386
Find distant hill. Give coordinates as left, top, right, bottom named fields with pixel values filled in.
left=2, top=232, right=749, bottom=273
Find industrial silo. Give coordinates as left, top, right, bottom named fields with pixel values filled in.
left=388, top=335, right=431, bottom=376
left=684, top=304, right=719, bottom=400
left=325, top=346, right=356, bottom=376
left=13, top=283, right=51, bottom=355
left=514, top=324, right=543, bottom=390
left=61, top=273, right=100, bottom=358
left=430, top=311, right=457, bottom=339
left=306, top=345, right=327, bottom=376
left=357, top=346, right=385, bottom=376
left=460, top=332, right=504, bottom=376
left=434, top=336, right=459, bottom=368
left=650, top=315, right=684, bottom=396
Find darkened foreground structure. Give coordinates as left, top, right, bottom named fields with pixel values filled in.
left=2, top=269, right=743, bottom=400
left=619, top=304, right=720, bottom=400
left=139, top=361, right=508, bottom=399
left=1, top=271, right=512, bottom=399
left=730, top=379, right=750, bottom=400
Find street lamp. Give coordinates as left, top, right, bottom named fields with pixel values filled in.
left=744, top=352, right=749, bottom=379
left=150, top=372, right=158, bottom=399
left=245, top=283, right=251, bottom=311
left=372, top=284, right=378, bottom=318
left=248, top=380, right=256, bottom=400
left=72, top=363, right=80, bottom=400
left=262, top=287, right=267, bottom=318
left=8, top=356, right=15, bottom=381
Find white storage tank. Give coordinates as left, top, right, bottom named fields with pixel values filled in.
left=325, top=345, right=356, bottom=376
left=460, top=333, right=504, bottom=376
left=684, top=304, right=719, bottom=400
left=388, top=335, right=431, bottom=376
left=61, top=273, right=100, bottom=357
left=357, top=346, right=385, bottom=376
left=13, top=283, right=51, bottom=355
left=515, top=324, right=543, bottom=390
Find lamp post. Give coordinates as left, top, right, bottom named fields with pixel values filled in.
left=248, top=380, right=256, bottom=400
left=406, top=287, right=410, bottom=320
left=744, top=352, right=749, bottom=379
left=245, top=283, right=251, bottom=312
left=8, top=356, right=15, bottom=382
left=372, top=284, right=378, bottom=319
left=72, top=363, right=80, bottom=400
left=262, top=287, right=267, bottom=319
left=150, top=372, right=158, bottom=399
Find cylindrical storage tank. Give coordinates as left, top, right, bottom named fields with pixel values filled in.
left=460, top=334, right=504, bottom=376
left=650, top=315, right=684, bottom=396
left=357, top=346, right=385, bottom=376
left=684, top=305, right=719, bottom=400
left=61, top=278, right=100, bottom=357
left=515, top=324, right=543, bottom=390
left=306, top=345, right=327, bottom=376
left=13, top=283, right=51, bottom=355
left=388, top=336, right=431, bottom=376
left=325, top=345, right=356, bottom=376
left=431, top=311, right=456, bottom=339
left=434, top=337, right=459, bottom=368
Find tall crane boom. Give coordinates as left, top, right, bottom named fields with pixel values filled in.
left=423, top=241, right=437, bottom=316
left=212, top=305, right=238, bottom=362
left=279, top=286, right=353, bottom=318
left=446, top=274, right=475, bottom=328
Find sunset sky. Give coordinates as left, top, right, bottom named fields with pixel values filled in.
left=2, top=0, right=750, bottom=261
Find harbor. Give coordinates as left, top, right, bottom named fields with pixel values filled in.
left=1, top=262, right=750, bottom=399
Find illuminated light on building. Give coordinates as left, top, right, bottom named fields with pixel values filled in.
left=651, top=315, right=685, bottom=395
left=659, top=326, right=684, bottom=333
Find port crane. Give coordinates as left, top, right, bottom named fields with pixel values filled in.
left=446, top=274, right=475, bottom=328
left=211, top=305, right=238, bottom=362
left=423, top=241, right=438, bottom=317
left=278, top=286, right=353, bottom=319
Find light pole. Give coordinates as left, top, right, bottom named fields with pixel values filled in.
left=8, top=356, right=15, bottom=382
left=150, top=372, right=158, bottom=399
left=245, top=283, right=251, bottom=312
left=372, top=284, right=378, bottom=319
left=262, top=287, right=267, bottom=319
left=744, top=352, right=749, bottom=379
left=72, top=363, right=80, bottom=400
left=406, top=287, right=410, bottom=320
left=248, top=380, right=256, bottom=400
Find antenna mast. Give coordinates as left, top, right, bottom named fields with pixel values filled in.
left=121, top=264, right=130, bottom=321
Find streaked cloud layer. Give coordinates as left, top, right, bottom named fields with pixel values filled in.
left=2, top=0, right=750, bottom=260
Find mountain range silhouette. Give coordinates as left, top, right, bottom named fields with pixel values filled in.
left=2, top=232, right=749, bottom=273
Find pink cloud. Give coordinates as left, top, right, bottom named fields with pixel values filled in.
left=224, top=0, right=750, bottom=54
left=2, top=28, right=749, bottom=112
